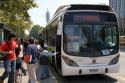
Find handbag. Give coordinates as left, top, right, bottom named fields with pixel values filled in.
left=24, top=54, right=32, bottom=63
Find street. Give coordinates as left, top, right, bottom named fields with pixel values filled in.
left=0, top=47, right=124, bottom=83
left=0, top=0, right=125, bottom=83
left=51, top=47, right=125, bottom=83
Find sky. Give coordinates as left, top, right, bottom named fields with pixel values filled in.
left=28, top=0, right=109, bottom=27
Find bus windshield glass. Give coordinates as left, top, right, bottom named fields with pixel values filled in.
left=63, top=12, right=119, bottom=57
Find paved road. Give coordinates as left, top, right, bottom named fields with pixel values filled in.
left=119, top=47, right=125, bottom=76
left=51, top=47, right=125, bottom=83
left=107, top=47, right=125, bottom=83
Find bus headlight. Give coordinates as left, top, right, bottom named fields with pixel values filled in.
left=62, top=56, right=79, bottom=67
left=108, top=54, right=120, bottom=65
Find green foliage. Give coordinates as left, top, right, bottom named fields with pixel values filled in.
left=0, top=0, right=38, bottom=35
left=29, top=25, right=43, bottom=39
left=48, top=46, right=55, bottom=52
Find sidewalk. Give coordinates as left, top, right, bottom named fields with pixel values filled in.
left=0, top=61, right=58, bottom=83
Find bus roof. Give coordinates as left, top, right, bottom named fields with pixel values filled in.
left=54, top=4, right=113, bottom=16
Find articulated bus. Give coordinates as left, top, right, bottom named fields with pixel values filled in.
left=38, top=4, right=119, bottom=76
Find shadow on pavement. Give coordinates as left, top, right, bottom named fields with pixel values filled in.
left=58, top=74, right=117, bottom=83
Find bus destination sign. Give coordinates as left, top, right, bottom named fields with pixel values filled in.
left=73, top=15, right=100, bottom=22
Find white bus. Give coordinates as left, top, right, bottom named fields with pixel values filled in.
left=38, top=4, right=120, bottom=76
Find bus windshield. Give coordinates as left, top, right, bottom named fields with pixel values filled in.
left=63, top=12, right=119, bottom=57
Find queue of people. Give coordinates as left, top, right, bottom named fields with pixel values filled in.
left=0, top=33, right=55, bottom=83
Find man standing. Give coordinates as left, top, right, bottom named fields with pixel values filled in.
left=25, top=38, right=38, bottom=83
left=0, top=33, right=17, bottom=83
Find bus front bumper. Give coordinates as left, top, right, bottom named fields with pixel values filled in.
left=62, top=63, right=119, bottom=76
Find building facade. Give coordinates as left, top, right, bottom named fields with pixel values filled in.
left=109, top=0, right=125, bottom=35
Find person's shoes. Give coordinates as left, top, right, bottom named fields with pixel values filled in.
left=28, top=79, right=32, bottom=83
left=23, top=72, right=27, bottom=76
left=15, top=81, right=19, bottom=83
left=46, top=75, right=50, bottom=78
left=0, top=79, right=4, bottom=83
left=22, top=70, right=27, bottom=76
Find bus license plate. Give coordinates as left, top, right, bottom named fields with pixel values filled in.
left=89, top=69, right=98, bottom=73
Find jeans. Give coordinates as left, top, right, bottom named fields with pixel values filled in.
left=0, top=60, right=16, bottom=83
left=40, top=65, right=49, bottom=79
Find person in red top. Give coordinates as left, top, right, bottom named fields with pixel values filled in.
left=0, top=33, right=17, bottom=83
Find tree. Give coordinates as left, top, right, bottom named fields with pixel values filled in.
left=0, top=0, right=38, bottom=35
left=29, top=25, right=43, bottom=39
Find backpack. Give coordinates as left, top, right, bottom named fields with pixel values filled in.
left=39, top=54, right=49, bottom=65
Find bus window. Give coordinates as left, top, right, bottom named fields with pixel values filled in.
left=63, top=24, right=118, bottom=57
left=63, top=25, right=89, bottom=55
left=63, top=12, right=119, bottom=57
left=93, top=24, right=118, bottom=55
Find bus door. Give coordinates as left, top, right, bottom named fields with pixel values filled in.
left=56, top=35, right=62, bottom=71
